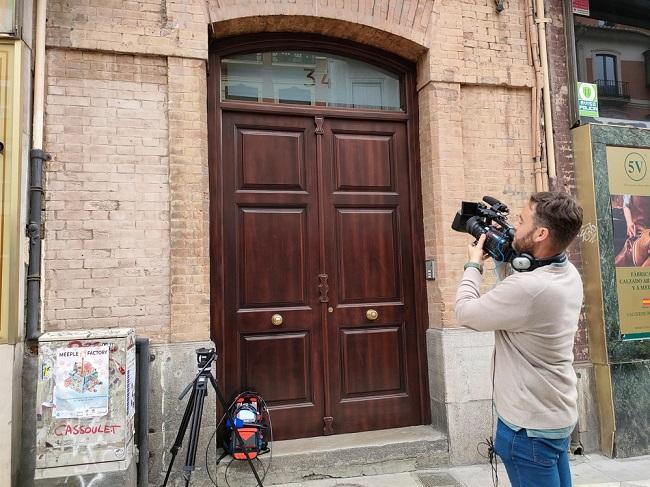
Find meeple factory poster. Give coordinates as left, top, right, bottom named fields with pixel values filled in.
left=53, top=345, right=110, bottom=418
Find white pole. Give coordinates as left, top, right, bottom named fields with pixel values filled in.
left=535, top=0, right=557, bottom=187
left=32, top=0, right=47, bottom=150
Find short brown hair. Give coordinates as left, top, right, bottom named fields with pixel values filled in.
left=530, top=191, right=583, bottom=250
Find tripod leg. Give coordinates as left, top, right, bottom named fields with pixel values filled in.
left=209, top=376, right=264, bottom=487
left=182, top=383, right=208, bottom=485
left=162, top=387, right=197, bottom=487
left=216, top=449, right=229, bottom=465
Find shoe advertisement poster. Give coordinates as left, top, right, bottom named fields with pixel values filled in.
left=53, top=345, right=110, bottom=418
left=608, top=146, right=650, bottom=339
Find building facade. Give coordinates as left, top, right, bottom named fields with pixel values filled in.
left=569, top=0, right=650, bottom=460
left=1, top=0, right=35, bottom=485
left=575, top=17, right=650, bottom=121
left=5, top=0, right=621, bottom=485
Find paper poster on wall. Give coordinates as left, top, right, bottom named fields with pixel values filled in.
left=53, top=345, right=110, bottom=418
left=608, top=146, right=650, bottom=339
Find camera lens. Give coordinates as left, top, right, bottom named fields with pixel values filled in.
left=465, top=216, right=486, bottom=240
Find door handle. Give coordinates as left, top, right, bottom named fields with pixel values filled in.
left=366, top=309, right=378, bottom=321
left=271, top=314, right=283, bottom=326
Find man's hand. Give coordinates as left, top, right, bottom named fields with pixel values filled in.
left=467, top=234, right=489, bottom=264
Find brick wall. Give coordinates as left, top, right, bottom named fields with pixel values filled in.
left=43, top=50, right=172, bottom=342
left=547, top=0, right=576, bottom=188
left=167, top=57, right=210, bottom=342
left=420, top=83, right=536, bottom=326
left=207, top=0, right=437, bottom=50
left=42, top=0, right=568, bottom=339
left=45, top=0, right=536, bottom=85
left=423, top=0, right=534, bottom=87
left=46, top=0, right=208, bottom=59
left=416, top=1, right=536, bottom=327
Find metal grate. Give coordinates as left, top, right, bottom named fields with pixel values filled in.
left=416, top=472, right=463, bottom=487
left=595, top=79, right=631, bottom=99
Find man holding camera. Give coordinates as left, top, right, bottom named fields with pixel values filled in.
left=455, top=191, right=584, bottom=487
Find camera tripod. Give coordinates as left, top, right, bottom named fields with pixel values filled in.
left=161, top=348, right=264, bottom=487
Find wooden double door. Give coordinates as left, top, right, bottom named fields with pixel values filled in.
left=219, top=109, right=425, bottom=440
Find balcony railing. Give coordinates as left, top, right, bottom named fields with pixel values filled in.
left=595, top=79, right=630, bottom=99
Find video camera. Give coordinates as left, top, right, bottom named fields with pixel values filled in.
left=451, top=196, right=516, bottom=263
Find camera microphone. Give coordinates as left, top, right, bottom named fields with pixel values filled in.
left=482, top=195, right=501, bottom=206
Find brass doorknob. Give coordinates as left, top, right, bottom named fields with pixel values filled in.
left=366, top=309, right=378, bottom=321
left=271, top=314, right=283, bottom=326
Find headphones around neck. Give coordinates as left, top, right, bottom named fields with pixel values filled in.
left=511, top=252, right=567, bottom=272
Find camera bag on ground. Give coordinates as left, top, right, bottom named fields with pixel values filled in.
left=224, top=392, right=268, bottom=460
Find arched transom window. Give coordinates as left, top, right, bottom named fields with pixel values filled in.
left=220, top=51, right=404, bottom=111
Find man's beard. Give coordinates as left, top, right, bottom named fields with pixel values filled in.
left=513, top=229, right=536, bottom=255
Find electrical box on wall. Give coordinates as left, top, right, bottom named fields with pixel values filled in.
left=35, top=328, right=136, bottom=480
left=425, top=259, right=435, bottom=280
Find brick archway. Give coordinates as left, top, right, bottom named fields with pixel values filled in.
left=205, top=5, right=437, bottom=61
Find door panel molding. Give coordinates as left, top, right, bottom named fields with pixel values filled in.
left=238, top=207, right=309, bottom=308
left=241, top=332, right=313, bottom=404
left=238, top=129, right=307, bottom=191
left=340, top=325, right=406, bottom=397
left=335, top=208, right=402, bottom=304
left=333, top=133, right=395, bottom=192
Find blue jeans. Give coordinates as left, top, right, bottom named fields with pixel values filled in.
left=494, top=419, right=572, bottom=487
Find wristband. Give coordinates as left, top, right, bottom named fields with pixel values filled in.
left=464, top=262, right=484, bottom=274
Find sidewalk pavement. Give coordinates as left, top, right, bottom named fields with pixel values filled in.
left=273, top=453, right=650, bottom=487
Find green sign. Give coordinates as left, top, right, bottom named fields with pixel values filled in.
left=577, top=82, right=599, bottom=118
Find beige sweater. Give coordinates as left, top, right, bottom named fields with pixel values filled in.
left=455, top=262, right=583, bottom=430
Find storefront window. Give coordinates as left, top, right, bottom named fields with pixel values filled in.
left=220, top=51, right=403, bottom=111
left=574, top=3, right=650, bottom=122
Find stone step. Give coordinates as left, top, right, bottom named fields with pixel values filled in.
left=214, top=425, right=449, bottom=486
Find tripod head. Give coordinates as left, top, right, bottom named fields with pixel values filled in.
left=196, top=347, right=217, bottom=369
left=178, top=347, right=217, bottom=401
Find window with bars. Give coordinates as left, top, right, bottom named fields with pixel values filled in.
left=595, top=53, right=629, bottom=98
